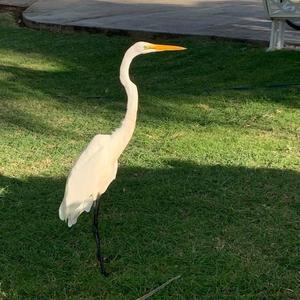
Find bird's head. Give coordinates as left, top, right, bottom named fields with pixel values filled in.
left=133, top=41, right=186, bottom=55
left=119, top=41, right=186, bottom=83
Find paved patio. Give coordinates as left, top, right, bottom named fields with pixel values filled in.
left=1, top=0, right=299, bottom=43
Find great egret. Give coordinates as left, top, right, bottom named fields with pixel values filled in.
left=59, top=41, right=186, bottom=276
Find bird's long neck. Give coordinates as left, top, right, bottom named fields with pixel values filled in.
left=111, top=47, right=139, bottom=159
left=120, top=48, right=138, bottom=127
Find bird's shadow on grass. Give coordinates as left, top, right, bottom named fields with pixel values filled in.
left=0, top=160, right=299, bottom=298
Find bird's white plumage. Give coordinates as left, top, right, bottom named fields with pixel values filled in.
left=59, top=134, right=118, bottom=227
left=59, top=42, right=143, bottom=227
left=59, top=41, right=185, bottom=227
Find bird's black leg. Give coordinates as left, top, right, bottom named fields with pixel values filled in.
left=92, top=199, right=109, bottom=277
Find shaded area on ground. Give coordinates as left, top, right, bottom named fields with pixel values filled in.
left=0, top=161, right=300, bottom=298
left=0, top=29, right=299, bottom=140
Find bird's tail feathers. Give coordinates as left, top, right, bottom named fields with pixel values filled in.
left=59, top=200, right=66, bottom=221
left=59, top=198, right=94, bottom=227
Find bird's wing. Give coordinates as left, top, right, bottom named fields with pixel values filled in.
left=59, top=134, right=118, bottom=227
left=72, top=134, right=111, bottom=170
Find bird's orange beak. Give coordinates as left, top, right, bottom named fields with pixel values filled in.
left=148, top=43, right=186, bottom=52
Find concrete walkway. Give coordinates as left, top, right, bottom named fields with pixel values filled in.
left=1, top=0, right=300, bottom=43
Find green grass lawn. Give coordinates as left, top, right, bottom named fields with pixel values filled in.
left=0, top=13, right=299, bottom=299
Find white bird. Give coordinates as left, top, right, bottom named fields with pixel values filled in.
left=59, top=41, right=186, bottom=276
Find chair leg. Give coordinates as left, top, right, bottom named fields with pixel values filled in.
left=268, top=20, right=277, bottom=51
left=277, top=20, right=285, bottom=49
left=268, top=19, right=285, bottom=51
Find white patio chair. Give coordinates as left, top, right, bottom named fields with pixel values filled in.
left=263, top=0, right=300, bottom=50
